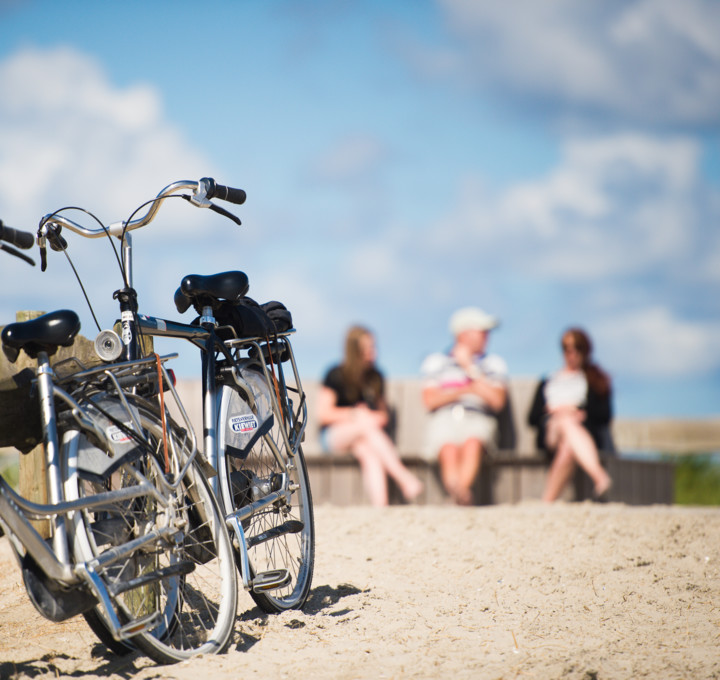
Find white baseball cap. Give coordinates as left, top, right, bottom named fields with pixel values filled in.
left=449, top=307, right=499, bottom=335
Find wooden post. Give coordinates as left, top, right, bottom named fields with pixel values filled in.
left=1, top=311, right=105, bottom=537
left=14, top=311, right=50, bottom=536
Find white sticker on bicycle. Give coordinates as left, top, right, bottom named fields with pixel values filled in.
left=107, top=423, right=133, bottom=444
left=229, top=414, right=258, bottom=433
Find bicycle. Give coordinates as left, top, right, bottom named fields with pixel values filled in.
left=1, top=222, right=238, bottom=663
left=35, top=179, right=315, bottom=620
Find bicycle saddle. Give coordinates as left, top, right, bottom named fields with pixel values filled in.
left=1, top=309, right=81, bottom=361
left=174, top=271, right=250, bottom=314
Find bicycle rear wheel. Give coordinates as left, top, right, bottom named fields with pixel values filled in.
left=63, top=394, right=237, bottom=663
left=217, top=371, right=314, bottom=612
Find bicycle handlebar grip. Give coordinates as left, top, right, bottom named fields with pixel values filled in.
left=0, top=221, right=34, bottom=250
left=202, top=178, right=247, bottom=205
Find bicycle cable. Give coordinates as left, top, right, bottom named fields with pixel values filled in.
left=41, top=189, right=240, bottom=355
left=118, top=193, right=192, bottom=355
left=153, top=352, right=171, bottom=474
left=38, top=206, right=118, bottom=333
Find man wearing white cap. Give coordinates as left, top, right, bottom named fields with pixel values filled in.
left=421, top=307, right=508, bottom=505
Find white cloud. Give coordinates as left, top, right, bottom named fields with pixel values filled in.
left=292, top=127, right=720, bottom=382
left=402, top=130, right=720, bottom=379
left=612, top=0, right=720, bottom=61
left=0, top=46, right=214, bottom=223
left=0, top=46, right=223, bottom=336
left=430, top=133, right=705, bottom=281
left=1, top=45, right=159, bottom=129
left=595, top=306, right=720, bottom=377
left=434, top=0, right=720, bottom=126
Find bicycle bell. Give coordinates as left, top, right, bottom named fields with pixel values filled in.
left=94, top=329, right=123, bottom=362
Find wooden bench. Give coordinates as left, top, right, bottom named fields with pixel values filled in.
left=305, top=452, right=676, bottom=506
left=301, top=378, right=678, bottom=506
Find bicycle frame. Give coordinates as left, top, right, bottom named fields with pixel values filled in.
left=0, top=351, right=188, bottom=623
left=135, top=314, right=308, bottom=487
left=133, top=311, right=309, bottom=594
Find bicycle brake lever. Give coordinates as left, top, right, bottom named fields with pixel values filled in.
left=37, top=220, right=66, bottom=271
left=37, top=233, right=48, bottom=271
left=208, top=202, right=242, bottom=226
left=0, top=242, right=35, bottom=266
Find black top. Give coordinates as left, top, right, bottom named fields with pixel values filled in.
left=322, top=365, right=385, bottom=410
left=527, top=377, right=614, bottom=457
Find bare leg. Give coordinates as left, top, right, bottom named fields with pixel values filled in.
left=439, top=439, right=482, bottom=505
left=543, top=414, right=611, bottom=501
left=542, top=442, right=576, bottom=502
left=327, top=420, right=423, bottom=504
left=362, top=428, right=423, bottom=501
left=352, top=439, right=390, bottom=506
left=438, top=443, right=461, bottom=502
left=455, top=438, right=482, bottom=505
left=559, top=418, right=611, bottom=496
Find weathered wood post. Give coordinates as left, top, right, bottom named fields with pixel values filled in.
left=0, top=311, right=101, bottom=537
left=16, top=311, right=48, bottom=536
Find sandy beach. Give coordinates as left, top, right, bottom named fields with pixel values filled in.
left=1, top=502, right=718, bottom=679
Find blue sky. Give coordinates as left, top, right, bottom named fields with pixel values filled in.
left=1, top=0, right=719, bottom=418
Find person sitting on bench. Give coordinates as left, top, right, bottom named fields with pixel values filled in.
left=528, top=327, right=613, bottom=502
left=317, top=325, right=424, bottom=506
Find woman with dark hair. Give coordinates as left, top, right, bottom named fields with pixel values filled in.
left=528, top=328, right=613, bottom=502
left=317, top=326, right=423, bottom=506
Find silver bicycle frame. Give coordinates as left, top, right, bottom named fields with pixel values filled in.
left=0, top=352, right=185, bottom=586
left=0, top=353, right=170, bottom=587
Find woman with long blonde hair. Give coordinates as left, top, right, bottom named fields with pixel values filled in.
left=317, top=326, right=423, bottom=506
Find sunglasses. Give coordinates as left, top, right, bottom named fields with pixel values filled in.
left=562, top=343, right=580, bottom=354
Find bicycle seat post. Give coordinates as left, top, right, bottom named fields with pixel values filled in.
left=199, top=305, right=215, bottom=327
left=35, top=350, right=70, bottom=565
left=113, top=287, right=140, bottom=361
left=199, top=307, right=220, bottom=495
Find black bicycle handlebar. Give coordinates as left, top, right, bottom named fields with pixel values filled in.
left=202, top=178, right=247, bottom=205
left=0, top=220, right=35, bottom=250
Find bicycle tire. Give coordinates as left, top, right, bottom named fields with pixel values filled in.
left=63, top=394, right=237, bottom=663
left=217, top=372, right=314, bottom=612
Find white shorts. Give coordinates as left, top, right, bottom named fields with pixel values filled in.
left=424, top=405, right=497, bottom=459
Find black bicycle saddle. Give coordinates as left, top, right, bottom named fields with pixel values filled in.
left=1, top=309, right=81, bottom=361
left=174, top=271, right=250, bottom=314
